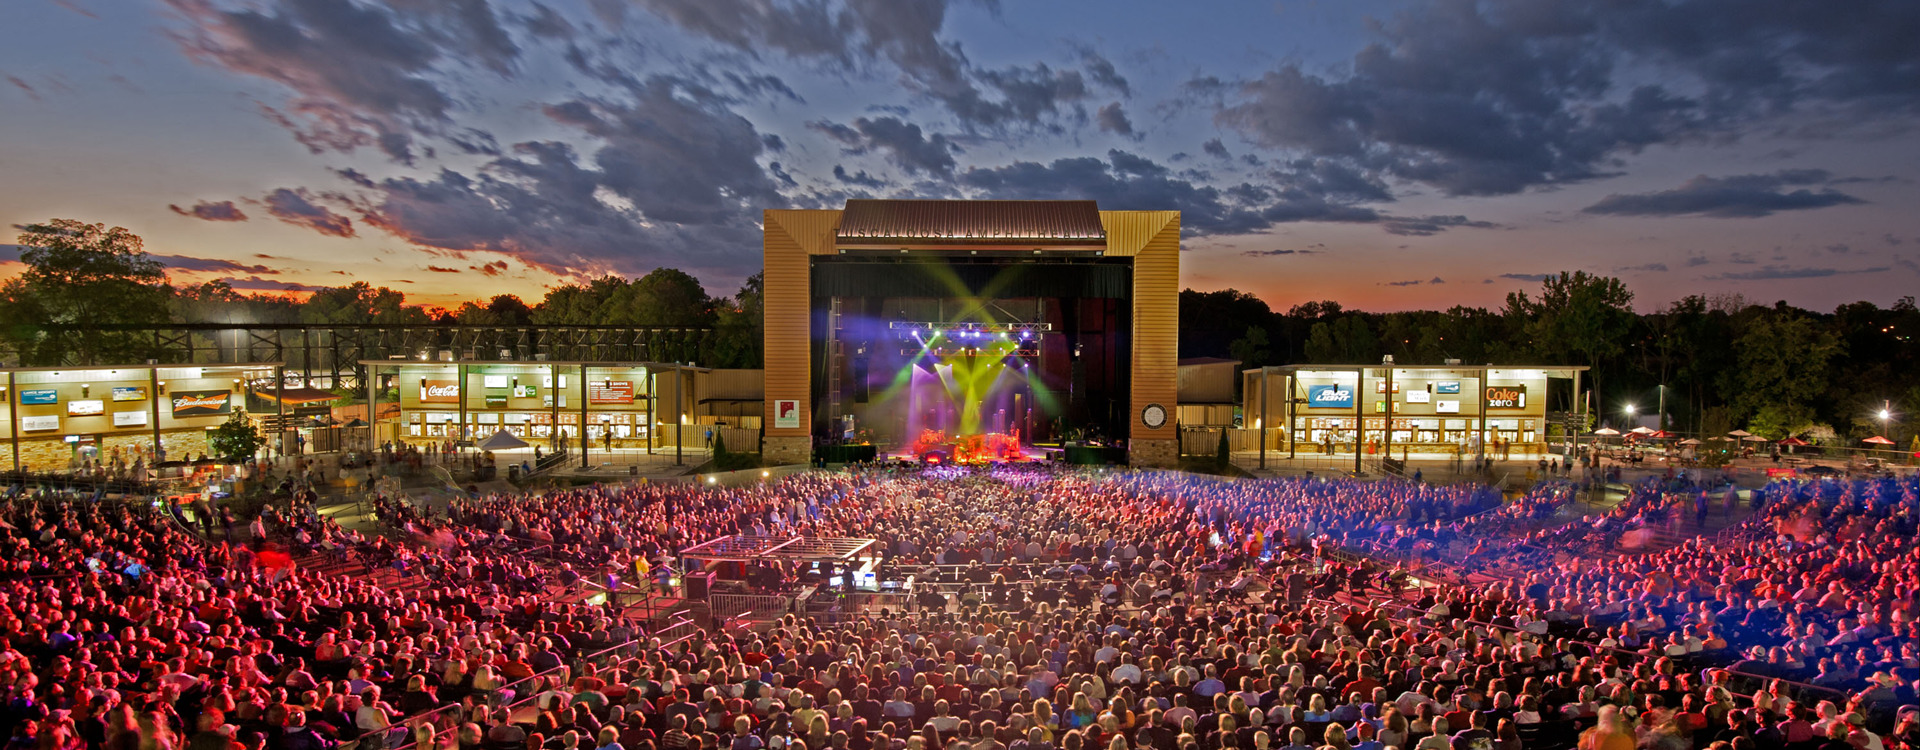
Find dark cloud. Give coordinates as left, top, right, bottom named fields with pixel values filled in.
left=1241, top=248, right=1318, bottom=257
left=540, top=78, right=784, bottom=226
left=1708, top=265, right=1889, bottom=280
left=1685, top=255, right=1711, bottom=267
left=6, top=75, right=39, bottom=100
left=959, top=149, right=1382, bottom=236
left=833, top=165, right=888, bottom=189
left=0, top=244, right=22, bottom=264
left=218, top=275, right=324, bottom=292
left=263, top=187, right=355, bottom=237
left=167, top=0, right=515, bottom=163
left=1210, top=0, right=1920, bottom=198
left=1616, top=262, right=1670, bottom=272
left=1096, top=102, right=1135, bottom=138
left=168, top=199, right=249, bottom=222
left=1201, top=139, right=1230, bottom=160
left=426, top=265, right=460, bottom=273
left=1583, top=170, right=1864, bottom=218
left=1380, top=214, right=1498, bottom=237
left=152, top=253, right=275, bottom=274
left=473, top=260, right=508, bottom=276
left=1079, top=50, right=1130, bottom=97
left=810, top=116, right=956, bottom=175
left=1382, top=277, right=1445, bottom=286
left=1885, top=233, right=1906, bottom=247
left=1499, top=273, right=1554, bottom=282
left=1826, top=243, right=1851, bottom=254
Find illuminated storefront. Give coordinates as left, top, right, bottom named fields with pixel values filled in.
left=2, top=363, right=279, bottom=472
left=361, top=360, right=704, bottom=467
left=1242, top=364, right=1587, bottom=465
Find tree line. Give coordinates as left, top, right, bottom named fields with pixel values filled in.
left=0, top=219, right=762, bottom=368
left=5, top=219, right=1915, bottom=441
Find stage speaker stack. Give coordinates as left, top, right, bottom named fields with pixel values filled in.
left=684, top=571, right=714, bottom=600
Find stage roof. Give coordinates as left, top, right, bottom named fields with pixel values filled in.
left=680, top=534, right=880, bottom=563
left=837, top=199, right=1105, bottom=248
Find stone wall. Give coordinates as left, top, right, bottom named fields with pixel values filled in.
left=1129, top=438, right=1179, bottom=468
left=761, top=436, right=811, bottom=466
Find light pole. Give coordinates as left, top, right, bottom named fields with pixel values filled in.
left=1656, top=384, right=1667, bottom=435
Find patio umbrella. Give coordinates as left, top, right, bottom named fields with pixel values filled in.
left=1629, top=426, right=1656, bottom=435
left=1649, top=429, right=1674, bottom=438
left=1707, top=436, right=1731, bottom=442
left=1728, top=429, right=1753, bottom=437
left=342, top=418, right=367, bottom=428
left=476, top=429, right=530, bottom=451
left=1592, top=427, right=1621, bottom=436
left=1678, top=438, right=1702, bottom=446
left=1778, top=437, right=1809, bottom=446
left=1863, top=435, right=1896, bottom=445
left=1743, top=435, right=1770, bottom=442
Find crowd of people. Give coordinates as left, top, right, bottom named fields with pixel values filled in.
left=3, top=463, right=1918, bottom=750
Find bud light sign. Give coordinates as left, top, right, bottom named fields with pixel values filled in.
left=1307, top=384, right=1355, bottom=408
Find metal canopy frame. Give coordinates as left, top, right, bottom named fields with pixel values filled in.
left=680, top=534, right=880, bottom=565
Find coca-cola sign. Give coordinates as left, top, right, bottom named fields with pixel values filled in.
left=171, top=390, right=233, bottom=418
left=1484, top=385, right=1527, bottom=409
left=419, top=380, right=460, bottom=403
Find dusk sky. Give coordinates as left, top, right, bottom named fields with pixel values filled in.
left=4, top=0, right=1919, bottom=312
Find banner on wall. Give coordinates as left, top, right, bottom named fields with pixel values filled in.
left=112, top=386, right=147, bottom=401
left=67, top=400, right=105, bottom=416
left=1435, top=381, right=1461, bottom=394
left=21, top=415, right=59, bottom=431
left=1484, top=385, right=1528, bottom=409
left=1436, top=400, right=1461, bottom=413
left=1306, top=384, right=1355, bottom=408
left=1406, top=390, right=1432, bottom=404
left=171, top=390, right=233, bottom=418
left=19, top=389, right=58, bottom=404
left=482, top=375, right=511, bottom=389
left=589, top=381, right=635, bottom=404
left=114, top=411, right=148, bottom=427
left=420, top=380, right=460, bottom=403
left=774, top=399, right=801, bottom=429
left=512, top=384, right=537, bottom=398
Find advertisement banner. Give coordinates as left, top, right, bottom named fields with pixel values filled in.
left=589, top=381, right=635, bottom=404
left=1306, top=384, right=1355, bottom=409
left=21, top=415, right=59, bottom=431
left=419, top=380, right=460, bottom=403
left=774, top=399, right=801, bottom=429
left=512, top=384, right=537, bottom=398
left=1484, top=385, right=1528, bottom=409
left=67, top=399, right=105, bottom=416
left=1436, top=400, right=1461, bottom=413
left=1435, top=381, right=1461, bottom=394
left=112, top=386, right=148, bottom=401
left=114, top=411, right=148, bottom=427
left=1374, top=381, right=1401, bottom=393
left=1406, top=390, right=1432, bottom=404
left=171, top=390, right=233, bottom=418
left=482, top=375, right=511, bottom=389
left=19, top=389, right=58, bottom=404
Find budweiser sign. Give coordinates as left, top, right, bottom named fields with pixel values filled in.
left=419, top=380, right=460, bottom=403
left=171, top=390, right=233, bottom=418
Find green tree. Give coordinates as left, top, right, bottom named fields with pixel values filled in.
left=1734, top=308, right=1844, bottom=434
left=207, top=411, right=266, bottom=463
left=452, top=294, right=534, bottom=326
left=711, top=273, right=764, bottom=368
left=300, top=282, right=429, bottom=324
left=1228, top=326, right=1271, bottom=370
left=615, top=268, right=716, bottom=327
left=1303, top=316, right=1379, bottom=363
left=0, top=219, right=173, bottom=365
left=1503, top=271, right=1635, bottom=417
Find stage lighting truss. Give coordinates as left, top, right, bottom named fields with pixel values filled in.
left=892, top=321, right=1048, bottom=358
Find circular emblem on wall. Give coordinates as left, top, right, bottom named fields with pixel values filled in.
left=1141, top=403, right=1168, bottom=429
